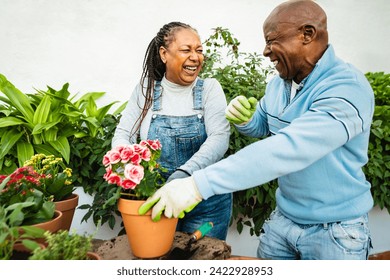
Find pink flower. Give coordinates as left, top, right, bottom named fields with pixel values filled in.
left=121, top=179, right=137, bottom=190
left=133, top=144, right=145, bottom=154
left=102, top=154, right=111, bottom=166
left=107, top=173, right=122, bottom=185
left=108, top=150, right=121, bottom=164
left=124, top=164, right=144, bottom=185
left=130, top=153, right=141, bottom=165
left=103, top=167, right=112, bottom=180
left=120, top=146, right=135, bottom=163
left=147, top=139, right=162, bottom=151
left=140, top=147, right=151, bottom=161
left=102, top=139, right=165, bottom=201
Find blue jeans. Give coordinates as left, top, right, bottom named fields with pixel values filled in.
left=257, top=208, right=372, bottom=260
left=176, top=193, right=232, bottom=240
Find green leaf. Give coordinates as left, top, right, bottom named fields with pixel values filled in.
left=0, top=116, right=26, bottom=128
left=0, top=73, right=34, bottom=122
left=33, top=95, right=51, bottom=125
left=0, top=128, right=24, bottom=159
left=16, top=141, right=34, bottom=166
left=48, top=136, right=70, bottom=163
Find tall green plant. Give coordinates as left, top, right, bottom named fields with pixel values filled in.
left=364, top=72, right=390, bottom=213
left=201, top=27, right=277, bottom=236
left=0, top=74, right=119, bottom=175
left=73, top=112, right=125, bottom=230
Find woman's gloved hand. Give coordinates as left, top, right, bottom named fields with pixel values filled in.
left=166, top=169, right=190, bottom=183
left=225, top=95, right=258, bottom=124
left=138, top=176, right=202, bottom=221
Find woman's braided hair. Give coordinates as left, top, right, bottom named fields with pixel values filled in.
left=131, top=22, right=198, bottom=137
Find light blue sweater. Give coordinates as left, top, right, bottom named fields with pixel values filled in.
left=193, top=45, right=375, bottom=224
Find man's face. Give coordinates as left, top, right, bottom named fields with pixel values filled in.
left=262, top=19, right=307, bottom=83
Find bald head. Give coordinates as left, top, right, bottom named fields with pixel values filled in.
left=267, top=1, right=326, bottom=27
left=264, top=0, right=328, bottom=45
left=262, top=0, right=329, bottom=82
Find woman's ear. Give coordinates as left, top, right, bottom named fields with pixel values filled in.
left=302, top=25, right=316, bottom=44
left=159, top=46, right=167, bottom=63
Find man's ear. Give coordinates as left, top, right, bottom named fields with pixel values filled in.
left=159, top=46, right=167, bottom=63
left=302, top=25, right=316, bottom=44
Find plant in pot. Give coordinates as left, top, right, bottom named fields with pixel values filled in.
left=0, top=204, right=46, bottom=260
left=0, top=73, right=119, bottom=175
left=29, top=229, right=100, bottom=260
left=102, top=139, right=177, bottom=259
left=0, top=166, right=59, bottom=228
left=23, top=153, right=78, bottom=231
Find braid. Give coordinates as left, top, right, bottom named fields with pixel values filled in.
left=130, top=22, right=197, bottom=138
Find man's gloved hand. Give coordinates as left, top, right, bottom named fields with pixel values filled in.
left=138, top=176, right=202, bottom=222
left=225, top=95, right=258, bottom=124
left=166, top=169, right=190, bottom=183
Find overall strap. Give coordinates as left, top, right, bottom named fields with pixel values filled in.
left=152, top=80, right=162, bottom=111
left=193, top=78, right=204, bottom=110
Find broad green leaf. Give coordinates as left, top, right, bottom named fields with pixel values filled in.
left=0, top=116, right=26, bottom=127
left=0, top=128, right=24, bottom=159
left=73, top=91, right=106, bottom=107
left=34, top=143, right=59, bottom=156
left=113, top=101, right=128, bottom=115
left=0, top=73, right=34, bottom=122
left=33, top=94, right=51, bottom=124
left=31, top=120, right=60, bottom=135
left=43, top=127, right=58, bottom=142
left=96, top=102, right=118, bottom=121
left=86, top=97, right=98, bottom=117
left=16, top=141, right=34, bottom=166
left=48, top=136, right=70, bottom=163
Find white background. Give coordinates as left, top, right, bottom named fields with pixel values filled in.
left=1, top=0, right=390, bottom=257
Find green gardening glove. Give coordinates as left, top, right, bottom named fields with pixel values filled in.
left=138, top=177, right=202, bottom=222
left=225, top=96, right=258, bottom=124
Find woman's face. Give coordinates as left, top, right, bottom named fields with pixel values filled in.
left=160, top=28, right=204, bottom=86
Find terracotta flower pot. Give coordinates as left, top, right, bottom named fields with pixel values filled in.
left=54, top=193, right=79, bottom=231
left=87, top=251, right=102, bottom=260
left=118, top=198, right=178, bottom=259
left=32, top=210, right=63, bottom=233
left=11, top=242, right=46, bottom=260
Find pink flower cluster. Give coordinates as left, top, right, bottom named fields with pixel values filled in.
left=102, top=140, right=162, bottom=190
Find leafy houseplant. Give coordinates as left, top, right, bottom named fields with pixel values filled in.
left=23, top=154, right=75, bottom=202
left=0, top=73, right=120, bottom=178
left=102, top=139, right=166, bottom=207
left=101, top=139, right=177, bottom=259
left=0, top=73, right=126, bottom=229
left=200, top=27, right=277, bottom=236
left=0, top=166, right=55, bottom=225
left=0, top=204, right=45, bottom=260
left=363, top=72, right=390, bottom=213
left=29, top=229, right=98, bottom=260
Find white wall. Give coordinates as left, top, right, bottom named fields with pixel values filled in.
left=2, top=0, right=390, bottom=257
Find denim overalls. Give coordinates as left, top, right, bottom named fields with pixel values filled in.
left=147, top=79, right=232, bottom=240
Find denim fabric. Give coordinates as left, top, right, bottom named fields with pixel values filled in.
left=257, top=208, right=372, bottom=260
left=148, top=79, right=232, bottom=240
left=176, top=192, right=232, bottom=240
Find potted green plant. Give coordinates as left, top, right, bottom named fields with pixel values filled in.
left=23, top=153, right=78, bottom=231
left=29, top=229, right=100, bottom=260
left=0, top=73, right=127, bottom=231
left=0, top=166, right=56, bottom=226
left=101, top=139, right=177, bottom=258
left=0, top=204, right=46, bottom=260
left=0, top=73, right=120, bottom=177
